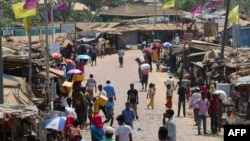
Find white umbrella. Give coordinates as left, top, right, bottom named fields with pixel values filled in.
left=43, top=117, right=66, bottom=131
left=213, top=90, right=227, bottom=102
left=162, top=42, right=172, bottom=48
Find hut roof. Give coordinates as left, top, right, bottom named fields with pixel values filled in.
left=98, top=3, right=183, bottom=17
left=191, top=40, right=235, bottom=52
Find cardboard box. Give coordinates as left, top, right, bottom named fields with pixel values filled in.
left=72, top=74, right=84, bottom=82
left=61, top=81, right=73, bottom=94
left=96, top=95, right=108, bottom=107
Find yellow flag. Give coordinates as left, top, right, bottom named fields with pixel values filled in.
left=163, top=0, right=175, bottom=9
left=23, top=17, right=31, bottom=33
left=228, top=5, right=239, bottom=23
left=12, top=2, right=37, bottom=19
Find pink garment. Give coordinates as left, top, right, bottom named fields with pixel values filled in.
left=193, top=98, right=210, bottom=116
left=77, top=61, right=84, bottom=74
left=200, top=85, right=209, bottom=97
left=63, top=115, right=76, bottom=136
left=91, top=114, right=103, bottom=129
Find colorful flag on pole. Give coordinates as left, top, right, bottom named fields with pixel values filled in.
left=190, top=5, right=202, bottom=15
left=203, top=2, right=213, bottom=9
left=55, top=3, right=67, bottom=11
left=12, top=2, right=37, bottom=19
left=228, top=5, right=239, bottom=23
left=23, top=0, right=38, bottom=9
left=163, top=0, right=175, bottom=9
left=23, top=16, right=31, bottom=33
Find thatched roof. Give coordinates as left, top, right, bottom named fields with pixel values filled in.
left=191, top=40, right=235, bottom=52
left=76, top=22, right=120, bottom=31
left=98, top=3, right=182, bottom=17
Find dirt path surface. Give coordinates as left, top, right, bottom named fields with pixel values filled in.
left=80, top=50, right=223, bottom=141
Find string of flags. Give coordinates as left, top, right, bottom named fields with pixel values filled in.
left=11, top=0, right=67, bottom=33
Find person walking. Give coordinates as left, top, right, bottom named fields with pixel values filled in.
left=122, top=102, right=136, bottom=129
left=118, top=47, right=125, bottom=67
left=186, top=84, right=191, bottom=103
left=140, top=69, right=149, bottom=91
left=97, top=84, right=107, bottom=116
left=103, top=98, right=114, bottom=127
left=164, top=84, right=172, bottom=109
left=85, top=73, right=97, bottom=101
left=192, top=92, right=210, bottom=135
left=165, top=76, right=175, bottom=93
left=91, top=114, right=104, bottom=141
left=115, top=115, right=133, bottom=141
left=209, top=94, right=219, bottom=135
left=162, top=109, right=176, bottom=141
left=73, top=87, right=90, bottom=128
left=189, top=87, right=201, bottom=126
left=103, top=80, right=116, bottom=101
left=91, top=48, right=97, bottom=66
left=177, top=83, right=186, bottom=117
left=127, top=83, right=139, bottom=119
left=147, top=83, right=156, bottom=109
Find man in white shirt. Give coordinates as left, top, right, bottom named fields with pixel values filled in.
left=85, top=73, right=97, bottom=101
left=97, top=84, right=107, bottom=117
left=174, top=34, right=180, bottom=45
left=118, top=48, right=125, bottom=68
left=189, top=87, right=201, bottom=126
left=115, top=115, right=133, bottom=141
left=164, top=76, right=175, bottom=93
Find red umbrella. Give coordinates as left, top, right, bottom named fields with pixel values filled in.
left=51, top=53, right=62, bottom=59
left=153, top=42, right=161, bottom=48
left=143, top=48, right=153, bottom=54
left=64, top=59, right=76, bottom=66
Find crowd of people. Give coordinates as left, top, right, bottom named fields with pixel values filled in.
left=41, top=37, right=233, bottom=141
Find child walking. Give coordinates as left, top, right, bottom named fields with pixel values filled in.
left=186, top=84, right=191, bottom=103
left=147, top=83, right=156, bottom=109
left=165, top=84, right=172, bottom=109
left=87, top=103, right=94, bottom=129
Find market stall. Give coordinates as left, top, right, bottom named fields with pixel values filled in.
left=224, top=76, right=250, bottom=125
left=0, top=104, right=43, bottom=141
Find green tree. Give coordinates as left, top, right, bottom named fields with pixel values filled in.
left=239, top=0, right=250, bottom=15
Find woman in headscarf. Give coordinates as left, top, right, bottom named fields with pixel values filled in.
left=63, top=115, right=76, bottom=140
left=200, top=85, right=209, bottom=98
left=91, top=114, right=104, bottom=141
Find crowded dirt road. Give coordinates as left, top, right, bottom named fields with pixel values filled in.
left=81, top=49, right=223, bottom=141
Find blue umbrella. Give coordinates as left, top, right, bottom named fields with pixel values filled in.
left=77, top=54, right=91, bottom=60
left=163, top=42, right=172, bottom=48
left=43, top=117, right=66, bottom=131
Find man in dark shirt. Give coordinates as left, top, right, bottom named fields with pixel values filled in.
left=127, top=83, right=139, bottom=119
left=177, top=83, right=186, bottom=117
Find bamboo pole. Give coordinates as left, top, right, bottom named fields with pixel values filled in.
left=221, top=0, right=231, bottom=58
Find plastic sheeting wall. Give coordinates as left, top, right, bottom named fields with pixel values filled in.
left=117, top=31, right=138, bottom=48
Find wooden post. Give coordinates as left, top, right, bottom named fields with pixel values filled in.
left=221, top=0, right=231, bottom=58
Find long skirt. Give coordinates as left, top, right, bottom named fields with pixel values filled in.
left=165, top=96, right=172, bottom=108
left=148, top=95, right=154, bottom=108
